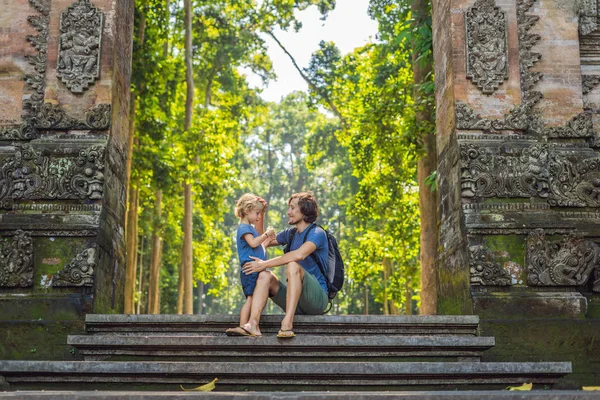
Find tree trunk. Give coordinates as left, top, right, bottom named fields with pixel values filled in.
left=182, top=0, right=194, bottom=316
left=136, top=235, right=145, bottom=314
left=147, top=190, right=164, bottom=314
left=382, top=257, right=390, bottom=315
left=183, top=184, right=194, bottom=314
left=412, top=0, right=438, bottom=315
left=405, top=279, right=413, bottom=316
left=364, top=284, right=369, bottom=315
left=197, top=281, right=204, bottom=314
left=123, top=2, right=146, bottom=313
left=177, top=261, right=184, bottom=314
left=124, top=187, right=139, bottom=313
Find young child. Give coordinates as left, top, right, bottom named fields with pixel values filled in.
left=226, top=194, right=275, bottom=336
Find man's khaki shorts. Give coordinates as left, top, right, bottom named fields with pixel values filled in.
left=270, top=268, right=328, bottom=315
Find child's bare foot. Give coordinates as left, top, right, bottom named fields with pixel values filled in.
left=241, top=320, right=262, bottom=336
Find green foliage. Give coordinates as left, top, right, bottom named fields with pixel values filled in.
left=131, top=0, right=433, bottom=315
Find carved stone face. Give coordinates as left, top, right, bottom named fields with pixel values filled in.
left=477, top=24, right=497, bottom=44
left=84, top=168, right=104, bottom=200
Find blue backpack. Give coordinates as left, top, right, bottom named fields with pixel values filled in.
left=283, top=224, right=344, bottom=302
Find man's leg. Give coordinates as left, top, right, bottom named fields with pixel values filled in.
left=243, top=270, right=279, bottom=336
left=280, top=262, right=304, bottom=335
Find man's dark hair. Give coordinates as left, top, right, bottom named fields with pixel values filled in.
left=289, top=192, right=319, bottom=223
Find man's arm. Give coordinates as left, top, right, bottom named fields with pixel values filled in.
left=264, top=236, right=280, bottom=248
left=242, top=241, right=317, bottom=275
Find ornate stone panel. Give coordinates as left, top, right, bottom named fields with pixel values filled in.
left=457, top=0, right=542, bottom=133
left=543, top=112, right=595, bottom=138
left=460, top=143, right=600, bottom=207
left=469, top=245, right=512, bottom=286
left=579, top=0, right=599, bottom=36
left=0, top=0, right=50, bottom=141
left=582, top=76, right=600, bottom=95
left=527, top=229, right=600, bottom=292
left=0, top=144, right=106, bottom=209
left=0, top=231, right=34, bottom=288
left=56, top=0, right=104, bottom=94
left=53, top=247, right=95, bottom=287
left=34, top=103, right=111, bottom=130
left=458, top=1, right=597, bottom=138
left=0, top=0, right=110, bottom=139
left=465, top=0, right=509, bottom=94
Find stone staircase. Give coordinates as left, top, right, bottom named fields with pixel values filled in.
left=0, top=314, right=572, bottom=393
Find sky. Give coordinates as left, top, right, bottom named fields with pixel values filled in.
left=245, top=0, right=379, bottom=103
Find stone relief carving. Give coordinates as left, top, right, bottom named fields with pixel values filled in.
left=460, top=143, right=600, bottom=207
left=465, top=0, right=509, bottom=94
left=53, top=247, right=95, bottom=287
left=468, top=229, right=575, bottom=236
left=0, top=0, right=50, bottom=141
left=457, top=1, right=597, bottom=138
left=469, top=245, right=512, bottom=286
left=13, top=204, right=102, bottom=212
left=0, top=230, right=34, bottom=288
left=0, top=144, right=105, bottom=209
left=579, top=0, right=599, bottom=35
left=56, top=0, right=104, bottom=93
left=544, top=112, right=595, bottom=138
left=582, top=75, right=600, bottom=94
left=0, top=0, right=110, bottom=139
left=527, top=229, right=600, bottom=292
left=457, top=0, right=543, bottom=133
left=35, top=103, right=111, bottom=130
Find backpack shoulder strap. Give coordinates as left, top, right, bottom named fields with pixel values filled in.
left=283, top=228, right=297, bottom=254
left=306, top=224, right=327, bottom=280
left=301, top=223, right=317, bottom=244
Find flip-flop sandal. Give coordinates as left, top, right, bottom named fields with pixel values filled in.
left=276, top=330, right=296, bottom=338
left=226, top=326, right=254, bottom=337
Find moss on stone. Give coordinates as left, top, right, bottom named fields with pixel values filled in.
left=482, top=235, right=526, bottom=285
left=33, top=237, right=92, bottom=293
left=0, top=320, right=84, bottom=361
left=480, top=318, right=600, bottom=389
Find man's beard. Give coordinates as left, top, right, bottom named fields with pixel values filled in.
left=288, top=216, right=300, bottom=225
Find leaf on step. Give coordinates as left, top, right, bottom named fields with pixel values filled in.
left=180, top=378, right=218, bottom=392
left=583, top=387, right=600, bottom=391
left=506, top=382, right=533, bottom=391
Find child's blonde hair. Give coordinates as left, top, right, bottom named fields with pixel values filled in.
left=235, top=193, right=266, bottom=219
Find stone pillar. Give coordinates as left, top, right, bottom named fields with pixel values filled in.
left=433, top=0, right=600, bottom=318
left=0, top=0, right=133, bottom=358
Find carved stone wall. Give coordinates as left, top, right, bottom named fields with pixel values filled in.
left=0, top=0, right=133, bottom=316
left=433, top=0, right=600, bottom=317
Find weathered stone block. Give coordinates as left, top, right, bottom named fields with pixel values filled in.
left=473, top=292, right=588, bottom=319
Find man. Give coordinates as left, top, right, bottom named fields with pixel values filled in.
left=240, top=192, right=329, bottom=338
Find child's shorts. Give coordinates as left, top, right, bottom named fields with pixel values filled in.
left=240, top=265, right=258, bottom=297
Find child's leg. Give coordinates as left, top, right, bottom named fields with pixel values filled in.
left=239, top=295, right=253, bottom=326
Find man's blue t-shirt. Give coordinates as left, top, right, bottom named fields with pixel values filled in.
left=276, top=224, right=328, bottom=293
left=236, top=224, right=265, bottom=266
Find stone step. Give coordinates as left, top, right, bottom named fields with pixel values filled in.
left=0, top=391, right=597, bottom=399
left=67, top=335, right=494, bottom=361
left=0, top=361, right=571, bottom=391
left=84, top=315, right=480, bottom=336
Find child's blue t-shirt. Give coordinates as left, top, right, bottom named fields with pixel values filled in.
left=276, top=225, right=328, bottom=293
left=236, top=224, right=266, bottom=266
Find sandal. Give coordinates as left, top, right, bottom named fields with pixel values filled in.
left=226, top=326, right=254, bottom=337
left=276, top=329, right=296, bottom=338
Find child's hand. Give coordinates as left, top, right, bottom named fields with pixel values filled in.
left=257, top=197, right=268, bottom=208
left=265, top=226, right=275, bottom=237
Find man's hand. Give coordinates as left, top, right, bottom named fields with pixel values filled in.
left=242, top=256, right=267, bottom=275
